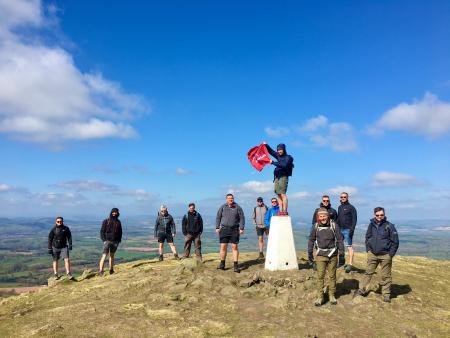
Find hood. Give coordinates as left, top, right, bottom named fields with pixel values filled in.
left=110, top=207, right=120, bottom=218
left=276, top=143, right=287, bottom=154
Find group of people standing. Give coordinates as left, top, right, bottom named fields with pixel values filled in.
left=47, top=142, right=399, bottom=305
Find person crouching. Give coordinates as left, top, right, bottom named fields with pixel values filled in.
left=308, top=208, right=344, bottom=306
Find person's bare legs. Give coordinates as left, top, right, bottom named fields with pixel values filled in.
left=277, top=194, right=284, bottom=212
left=53, top=260, right=58, bottom=275
left=220, top=243, right=228, bottom=261
left=258, top=236, right=264, bottom=252
left=109, top=253, right=115, bottom=271
left=231, top=243, right=239, bottom=262
left=64, top=258, right=70, bottom=274
left=159, top=242, right=164, bottom=256
left=348, top=246, right=354, bottom=265
left=168, top=242, right=178, bottom=255
left=281, top=194, right=288, bottom=212
left=99, top=253, right=108, bottom=272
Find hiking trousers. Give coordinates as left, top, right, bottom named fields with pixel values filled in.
left=360, top=251, right=392, bottom=297
left=315, top=255, right=338, bottom=296
left=183, top=233, right=202, bottom=258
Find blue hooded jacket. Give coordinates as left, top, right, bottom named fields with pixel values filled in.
left=264, top=204, right=280, bottom=228
left=365, top=218, right=399, bottom=257
left=266, top=144, right=294, bottom=179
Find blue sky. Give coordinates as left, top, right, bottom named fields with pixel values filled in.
left=0, top=0, right=449, bottom=221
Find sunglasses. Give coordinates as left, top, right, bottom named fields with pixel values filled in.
left=375, top=214, right=385, bottom=217
left=56, top=221, right=62, bottom=223
left=271, top=201, right=277, bottom=204
left=322, top=200, right=330, bottom=202
left=340, top=197, right=347, bottom=199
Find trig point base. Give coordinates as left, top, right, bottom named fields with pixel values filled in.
left=265, top=216, right=298, bottom=271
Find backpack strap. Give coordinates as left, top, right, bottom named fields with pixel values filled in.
left=315, top=221, right=338, bottom=257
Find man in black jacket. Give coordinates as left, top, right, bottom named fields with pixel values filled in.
left=98, top=207, right=122, bottom=276
left=154, top=205, right=179, bottom=261
left=181, top=203, right=203, bottom=260
left=337, top=192, right=357, bottom=273
left=311, top=195, right=338, bottom=226
left=48, top=216, right=73, bottom=280
left=308, top=208, right=344, bottom=306
left=355, top=207, right=399, bottom=303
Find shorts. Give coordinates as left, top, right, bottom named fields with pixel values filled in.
left=255, top=226, right=269, bottom=237
left=340, top=228, right=353, bottom=246
left=52, top=246, right=69, bottom=261
left=219, top=227, right=240, bottom=244
left=274, top=176, right=288, bottom=194
left=158, top=232, right=174, bottom=243
left=103, top=241, right=119, bottom=254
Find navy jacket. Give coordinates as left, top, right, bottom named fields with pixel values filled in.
left=182, top=211, right=203, bottom=235
left=337, top=202, right=357, bottom=230
left=365, top=218, right=399, bottom=257
left=266, top=144, right=294, bottom=179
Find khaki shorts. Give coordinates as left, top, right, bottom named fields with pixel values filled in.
left=274, top=176, right=288, bottom=194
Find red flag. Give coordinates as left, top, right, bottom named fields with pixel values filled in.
left=247, top=143, right=271, bottom=171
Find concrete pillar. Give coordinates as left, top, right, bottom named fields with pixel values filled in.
left=265, top=216, right=298, bottom=271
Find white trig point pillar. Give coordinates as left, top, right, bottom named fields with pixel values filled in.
left=265, top=216, right=298, bottom=271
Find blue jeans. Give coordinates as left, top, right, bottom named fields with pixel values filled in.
left=340, top=228, right=353, bottom=246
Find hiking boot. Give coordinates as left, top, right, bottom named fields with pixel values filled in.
left=54, top=273, right=60, bottom=280
left=109, top=269, right=115, bottom=275
left=354, top=289, right=367, bottom=297
left=173, top=253, right=180, bottom=260
left=383, top=295, right=391, bottom=303
left=98, top=270, right=104, bottom=277
left=233, top=263, right=241, bottom=273
left=345, top=264, right=352, bottom=273
left=314, top=296, right=324, bottom=307
left=66, top=272, right=74, bottom=280
left=217, top=260, right=225, bottom=270
left=258, top=252, right=264, bottom=259
left=329, top=295, right=337, bottom=305
left=158, top=255, right=163, bottom=262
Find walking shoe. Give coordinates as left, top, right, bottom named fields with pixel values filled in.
left=383, top=295, right=391, bottom=303
left=173, top=253, right=180, bottom=260
left=66, top=272, right=74, bottom=280
left=233, top=262, right=241, bottom=273
left=329, top=295, right=337, bottom=305
left=217, top=260, right=225, bottom=270
left=258, top=252, right=264, bottom=259
left=158, top=255, right=163, bottom=262
left=345, top=264, right=352, bottom=273
left=354, top=288, right=367, bottom=297
left=98, top=270, right=104, bottom=277
left=54, top=273, right=60, bottom=280
left=109, top=269, right=115, bottom=275
left=314, top=296, right=324, bottom=307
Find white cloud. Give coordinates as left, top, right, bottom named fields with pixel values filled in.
left=36, top=192, right=88, bottom=206
left=175, top=167, right=192, bottom=176
left=123, top=189, right=157, bottom=201
left=290, top=191, right=311, bottom=200
left=371, top=92, right=450, bottom=138
left=228, top=180, right=273, bottom=194
left=309, top=122, right=358, bottom=152
left=264, top=126, right=290, bottom=137
left=371, top=171, right=423, bottom=188
left=298, top=115, right=328, bottom=132
left=53, top=180, right=119, bottom=192
left=0, top=0, right=147, bottom=145
left=326, top=185, right=358, bottom=196
left=0, top=183, right=13, bottom=192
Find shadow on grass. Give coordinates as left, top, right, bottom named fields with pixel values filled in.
left=337, top=278, right=359, bottom=297
left=240, top=258, right=265, bottom=271
left=391, top=284, right=412, bottom=298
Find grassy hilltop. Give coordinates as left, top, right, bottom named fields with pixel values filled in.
left=0, top=252, right=449, bottom=338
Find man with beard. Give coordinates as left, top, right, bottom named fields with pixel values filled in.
left=99, top=208, right=122, bottom=276
left=48, top=216, right=73, bottom=280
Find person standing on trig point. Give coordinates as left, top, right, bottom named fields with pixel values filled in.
left=264, top=142, right=294, bottom=215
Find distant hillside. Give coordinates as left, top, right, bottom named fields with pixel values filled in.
left=0, top=252, right=449, bottom=337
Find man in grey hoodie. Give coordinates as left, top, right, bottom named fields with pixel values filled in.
left=252, top=197, right=268, bottom=259
left=216, top=193, right=245, bottom=273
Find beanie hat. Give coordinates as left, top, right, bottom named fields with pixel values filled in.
left=317, top=207, right=329, bottom=216
left=257, top=197, right=263, bottom=202
left=110, top=207, right=120, bottom=218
